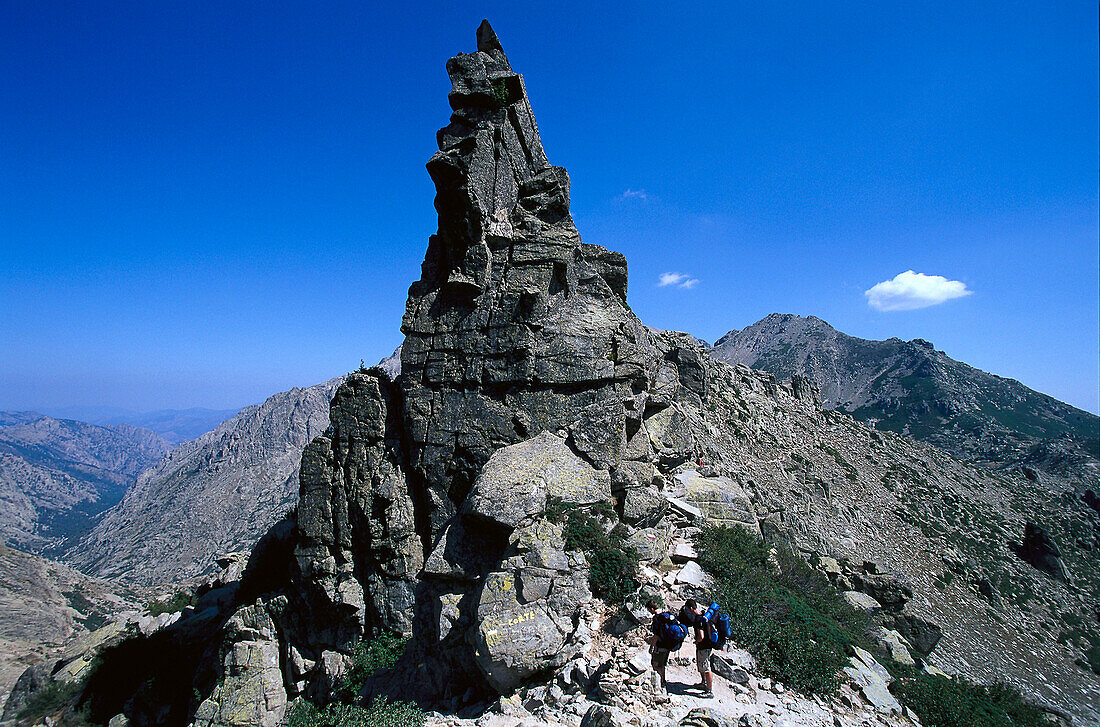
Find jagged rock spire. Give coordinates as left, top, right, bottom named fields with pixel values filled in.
left=401, top=22, right=644, bottom=529
left=476, top=19, right=503, bottom=53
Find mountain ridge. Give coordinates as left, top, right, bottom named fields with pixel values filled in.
left=711, top=313, right=1100, bottom=476
left=38, top=407, right=240, bottom=446
left=15, top=24, right=1098, bottom=727
left=63, top=377, right=344, bottom=585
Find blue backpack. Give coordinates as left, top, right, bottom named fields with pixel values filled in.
left=654, top=612, right=688, bottom=651
left=702, top=602, right=733, bottom=646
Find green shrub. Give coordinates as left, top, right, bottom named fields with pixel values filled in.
left=488, top=77, right=512, bottom=108
left=696, top=526, right=1049, bottom=721
left=17, top=680, right=83, bottom=722
left=147, top=590, right=194, bottom=617
left=334, top=633, right=409, bottom=701
left=1084, top=642, right=1100, bottom=675
left=889, top=666, right=1046, bottom=727
left=549, top=497, right=638, bottom=604
left=286, top=697, right=424, bottom=727
left=289, top=633, right=423, bottom=727
left=696, top=525, right=868, bottom=694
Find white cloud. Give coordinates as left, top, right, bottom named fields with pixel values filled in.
left=619, top=188, right=647, bottom=201
left=865, top=270, right=972, bottom=311
left=658, top=272, right=700, bottom=289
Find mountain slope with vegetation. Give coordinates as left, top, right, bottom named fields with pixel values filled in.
left=0, top=415, right=171, bottom=554
left=711, top=313, right=1099, bottom=478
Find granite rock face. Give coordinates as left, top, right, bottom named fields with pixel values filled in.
left=252, top=22, right=695, bottom=706
left=400, top=19, right=653, bottom=535
left=291, top=371, right=421, bottom=655
left=190, top=603, right=287, bottom=727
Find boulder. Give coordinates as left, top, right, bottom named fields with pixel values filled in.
left=872, top=627, right=915, bottom=666
left=54, top=622, right=126, bottom=682
left=892, top=613, right=943, bottom=655
left=644, top=405, right=695, bottom=468
left=819, top=556, right=842, bottom=578
left=670, top=541, right=698, bottom=563
left=626, top=527, right=673, bottom=564
left=710, top=653, right=749, bottom=684
left=471, top=519, right=592, bottom=693
left=845, top=648, right=901, bottom=715
left=852, top=573, right=912, bottom=610
left=679, top=708, right=737, bottom=727
left=675, top=561, right=709, bottom=588
left=675, top=470, right=759, bottom=535
left=615, top=461, right=667, bottom=525
left=1, top=664, right=49, bottom=721
left=189, top=603, right=287, bottom=727
left=465, top=432, right=611, bottom=529
left=581, top=704, right=620, bottom=727
left=1014, top=522, right=1071, bottom=582
left=842, top=591, right=883, bottom=612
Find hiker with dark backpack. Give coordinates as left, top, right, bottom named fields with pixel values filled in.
left=678, top=599, right=715, bottom=697
left=646, top=599, right=687, bottom=693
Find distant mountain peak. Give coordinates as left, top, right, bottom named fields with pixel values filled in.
left=711, top=314, right=1099, bottom=474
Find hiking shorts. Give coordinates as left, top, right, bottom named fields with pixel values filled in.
left=651, top=647, right=671, bottom=670
left=696, top=646, right=713, bottom=674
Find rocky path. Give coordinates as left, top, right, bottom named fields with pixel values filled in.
left=425, top=496, right=919, bottom=727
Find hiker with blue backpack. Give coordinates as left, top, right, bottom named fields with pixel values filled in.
left=678, top=599, right=714, bottom=698
left=678, top=599, right=734, bottom=698
left=645, top=599, right=687, bottom=693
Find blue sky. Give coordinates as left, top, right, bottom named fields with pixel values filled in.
left=1, top=1, right=1097, bottom=414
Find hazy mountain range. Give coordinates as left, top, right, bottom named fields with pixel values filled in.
left=63, top=378, right=343, bottom=585
left=38, top=406, right=239, bottom=446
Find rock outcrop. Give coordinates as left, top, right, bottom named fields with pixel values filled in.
left=0, top=543, right=143, bottom=712
left=282, top=22, right=676, bottom=703
left=1014, top=521, right=1071, bottom=582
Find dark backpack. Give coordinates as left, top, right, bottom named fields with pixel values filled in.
left=654, top=612, right=688, bottom=651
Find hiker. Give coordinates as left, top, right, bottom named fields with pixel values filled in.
left=646, top=599, right=686, bottom=692
left=678, top=599, right=715, bottom=698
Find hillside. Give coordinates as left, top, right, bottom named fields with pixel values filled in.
left=0, top=542, right=143, bottom=711
left=711, top=313, right=1100, bottom=477
left=0, top=415, right=171, bottom=553
left=64, top=378, right=343, bottom=585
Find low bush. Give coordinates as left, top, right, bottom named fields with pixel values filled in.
left=697, top=525, right=1049, bottom=722
left=889, top=665, right=1046, bottom=727
left=286, top=697, right=424, bottom=727
left=549, top=497, right=638, bottom=604
left=696, top=525, right=869, bottom=694
left=17, top=680, right=84, bottom=723
left=334, top=633, right=409, bottom=701
left=289, top=633, right=423, bottom=727
left=146, top=590, right=194, bottom=617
